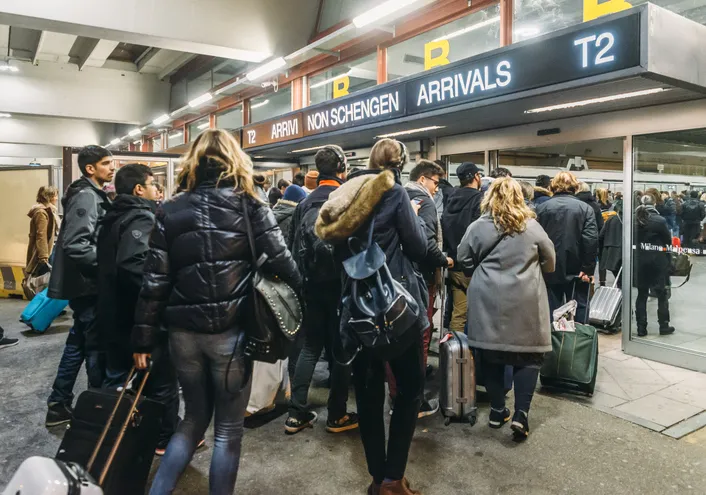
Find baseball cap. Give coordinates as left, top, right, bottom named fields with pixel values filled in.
left=456, top=162, right=483, bottom=181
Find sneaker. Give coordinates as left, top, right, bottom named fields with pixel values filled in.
left=417, top=399, right=439, bottom=419
left=46, top=403, right=73, bottom=427
left=659, top=325, right=676, bottom=336
left=326, top=412, right=359, bottom=433
left=511, top=410, right=529, bottom=441
left=155, top=438, right=205, bottom=456
left=488, top=407, right=511, bottom=429
left=0, top=337, right=18, bottom=350
left=284, top=411, right=318, bottom=434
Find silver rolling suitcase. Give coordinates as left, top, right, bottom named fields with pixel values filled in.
left=439, top=331, right=477, bottom=426
left=589, top=267, right=622, bottom=330
left=2, top=457, right=103, bottom=495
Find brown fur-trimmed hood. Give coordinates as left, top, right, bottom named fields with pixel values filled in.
left=316, top=170, right=396, bottom=242
left=534, top=186, right=552, bottom=197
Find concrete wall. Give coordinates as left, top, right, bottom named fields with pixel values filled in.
left=0, top=114, right=126, bottom=148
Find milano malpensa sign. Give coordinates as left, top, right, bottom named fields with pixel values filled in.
left=243, top=11, right=640, bottom=149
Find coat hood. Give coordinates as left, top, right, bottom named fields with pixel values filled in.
left=102, top=194, right=155, bottom=224
left=272, top=199, right=297, bottom=223
left=445, top=186, right=482, bottom=215
left=533, top=186, right=552, bottom=198
left=62, top=176, right=106, bottom=208
left=28, top=203, right=53, bottom=218
left=316, top=169, right=396, bottom=242
left=576, top=191, right=596, bottom=203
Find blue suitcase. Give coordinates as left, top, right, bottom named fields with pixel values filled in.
left=20, top=288, right=68, bottom=332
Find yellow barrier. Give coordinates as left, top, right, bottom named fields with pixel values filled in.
left=0, top=265, right=27, bottom=299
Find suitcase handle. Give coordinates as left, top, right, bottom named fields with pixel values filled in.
left=86, top=363, right=152, bottom=485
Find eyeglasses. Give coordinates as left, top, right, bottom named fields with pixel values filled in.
left=423, top=176, right=439, bottom=186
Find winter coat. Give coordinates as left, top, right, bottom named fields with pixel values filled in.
left=436, top=178, right=455, bottom=216
left=599, top=214, right=623, bottom=273
left=132, top=177, right=302, bottom=352
left=533, top=187, right=552, bottom=206
left=634, top=206, right=671, bottom=289
left=405, top=182, right=448, bottom=285
left=272, top=199, right=298, bottom=246
left=458, top=215, right=555, bottom=353
left=25, top=203, right=59, bottom=275
left=441, top=186, right=483, bottom=269
left=48, top=176, right=110, bottom=300
left=681, top=198, right=706, bottom=225
left=96, top=195, right=156, bottom=353
left=536, top=192, right=598, bottom=285
left=576, top=191, right=604, bottom=232
left=316, top=168, right=429, bottom=358
left=657, top=199, right=678, bottom=234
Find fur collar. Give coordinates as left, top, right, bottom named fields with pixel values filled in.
left=316, top=169, right=395, bottom=242
left=534, top=186, right=552, bottom=197
left=274, top=199, right=299, bottom=208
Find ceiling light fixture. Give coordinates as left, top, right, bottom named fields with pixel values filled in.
left=246, top=57, right=287, bottom=81
left=432, top=16, right=500, bottom=42
left=251, top=99, right=270, bottom=109
left=290, top=145, right=331, bottom=153
left=0, top=113, right=11, bottom=118
left=524, top=88, right=669, bottom=114
left=170, top=105, right=189, bottom=117
left=310, top=70, right=353, bottom=89
left=0, top=65, right=19, bottom=72
left=110, top=138, right=121, bottom=145
left=376, top=125, right=446, bottom=138
left=153, top=114, right=170, bottom=126
left=189, top=93, right=213, bottom=108
left=169, top=132, right=183, bottom=139
left=128, top=128, right=141, bottom=136
left=197, top=122, right=209, bottom=130
left=353, top=0, right=420, bottom=28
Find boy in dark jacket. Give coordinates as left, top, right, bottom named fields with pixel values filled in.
left=285, top=145, right=358, bottom=435
left=441, top=162, right=483, bottom=332
left=97, top=164, right=179, bottom=455
left=46, top=145, right=114, bottom=427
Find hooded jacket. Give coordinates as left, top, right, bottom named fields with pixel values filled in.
left=576, top=191, right=604, bottom=232
left=26, top=203, right=59, bottom=275
left=441, top=186, right=483, bottom=269
left=96, top=195, right=156, bottom=352
left=533, top=187, right=552, bottom=206
left=132, top=173, right=301, bottom=352
left=405, top=182, right=448, bottom=285
left=48, top=176, right=110, bottom=300
left=272, top=199, right=298, bottom=246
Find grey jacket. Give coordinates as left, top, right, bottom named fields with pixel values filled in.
left=458, top=215, right=556, bottom=353
left=48, top=177, right=110, bottom=300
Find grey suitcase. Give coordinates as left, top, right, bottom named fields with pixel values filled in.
left=589, top=267, right=622, bottom=329
left=439, top=331, right=477, bottom=426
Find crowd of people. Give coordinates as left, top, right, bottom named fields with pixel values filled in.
left=2, top=127, right=698, bottom=495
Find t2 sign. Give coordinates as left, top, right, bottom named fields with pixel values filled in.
left=574, top=32, right=616, bottom=68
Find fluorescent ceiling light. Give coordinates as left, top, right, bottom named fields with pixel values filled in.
left=169, top=132, right=183, bottom=139
left=246, top=57, right=287, bottom=81
left=432, top=16, right=500, bottom=42
left=376, top=125, right=446, bottom=138
left=128, top=128, right=141, bottom=136
left=290, top=145, right=330, bottom=153
left=110, top=138, right=121, bottom=145
left=524, top=88, right=669, bottom=114
left=153, top=114, right=170, bottom=126
left=251, top=99, right=270, bottom=109
left=197, top=122, right=209, bottom=130
left=353, top=0, right=420, bottom=28
left=310, top=70, right=352, bottom=89
left=189, top=93, right=213, bottom=108
left=0, top=65, right=19, bottom=72
left=0, top=113, right=11, bottom=118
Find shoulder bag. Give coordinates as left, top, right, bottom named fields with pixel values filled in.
left=461, top=232, right=508, bottom=278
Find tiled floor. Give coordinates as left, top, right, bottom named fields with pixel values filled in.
left=544, top=332, right=706, bottom=439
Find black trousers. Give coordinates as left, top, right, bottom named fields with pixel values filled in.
left=683, top=222, right=701, bottom=246
left=636, top=286, right=670, bottom=330
left=485, top=362, right=539, bottom=414
left=352, top=336, right=424, bottom=483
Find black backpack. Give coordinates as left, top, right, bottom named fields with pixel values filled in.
left=682, top=200, right=703, bottom=222
left=296, top=202, right=339, bottom=285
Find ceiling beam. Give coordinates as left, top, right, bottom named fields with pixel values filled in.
left=31, top=30, right=45, bottom=65
left=76, top=38, right=118, bottom=70
left=34, top=31, right=77, bottom=64
left=157, top=52, right=196, bottom=80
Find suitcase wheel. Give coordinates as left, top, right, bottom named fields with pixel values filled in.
left=466, top=410, right=477, bottom=427
left=444, top=416, right=451, bottom=427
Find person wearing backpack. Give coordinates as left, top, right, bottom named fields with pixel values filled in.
left=316, top=138, right=428, bottom=495
left=284, top=145, right=359, bottom=435
left=681, top=191, right=706, bottom=246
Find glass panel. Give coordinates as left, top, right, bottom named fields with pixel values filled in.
left=632, top=129, right=706, bottom=353
left=188, top=117, right=209, bottom=142
left=216, top=106, right=243, bottom=130
left=167, top=130, right=184, bottom=149
left=387, top=5, right=501, bottom=80
left=309, top=53, right=378, bottom=105
left=250, top=86, right=292, bottom=123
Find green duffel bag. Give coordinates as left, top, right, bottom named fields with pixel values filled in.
left=540, top=323, right=599, bottom=396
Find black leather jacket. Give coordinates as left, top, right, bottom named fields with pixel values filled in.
left=132, top=179, right=302, bottom=352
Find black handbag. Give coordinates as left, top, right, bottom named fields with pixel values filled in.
left=240, top=194, right=303, bottom=363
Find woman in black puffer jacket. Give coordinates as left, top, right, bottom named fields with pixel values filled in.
left=132, top=129, right=301, bottom=495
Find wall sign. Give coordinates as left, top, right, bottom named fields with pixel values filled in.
left=242, top=113, right=303, bottom=149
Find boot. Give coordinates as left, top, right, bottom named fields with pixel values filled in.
left=636, top=326, right=647, bottom=337
left=367, top=481, right=381, bottom=495
left=659, top=325, right=675, bottom=336
left=380, top=478, right=421, bottom=495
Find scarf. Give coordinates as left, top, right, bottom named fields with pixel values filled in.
left=404, top=181, right=444, bottom=291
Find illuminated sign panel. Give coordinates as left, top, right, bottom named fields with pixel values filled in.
left=242, top=113, right=303, bottom=149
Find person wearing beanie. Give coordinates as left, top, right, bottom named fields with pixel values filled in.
left=273, top=185, right=306, bottom=246
left=304, top=170, right=319, bottom=193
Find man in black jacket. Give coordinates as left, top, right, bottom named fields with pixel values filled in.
left=536, top=171, right=598, bottom=324
left=46, top=145, right=114, bottom=427
left=441, top=162, right=483, bottom=332
left=681, top=191, right=706, bottom=246
left=285, top=145, right=358, bottom=435
left=433, top=159, right=455, bottom=217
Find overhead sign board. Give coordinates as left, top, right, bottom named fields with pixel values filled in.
left=242, top=113, right=303, bottom=149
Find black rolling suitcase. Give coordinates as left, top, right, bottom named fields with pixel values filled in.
left=56, top=366, right=163, bottom=495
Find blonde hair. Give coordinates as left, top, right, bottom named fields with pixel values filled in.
left=518, top=181, right=535, bottom=202
left=701, top=193, right=706, bottom=203
left=369, top=138, right=406, bottom=170
left=481, top=177, right=536, bottom=234
left=36, top=185, right=58, bottom=204
left=180, top=129, right=257, bottom=198
left=551, top=171, right=580, bottom=194
left=595, top=188, right=610, bottom=206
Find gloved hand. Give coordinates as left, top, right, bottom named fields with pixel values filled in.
left=35, top=261, right=51, bottom=276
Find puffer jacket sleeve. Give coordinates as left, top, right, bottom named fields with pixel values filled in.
left=396, top=190, right=428, bottom=263
left=580, top=204, right=599, bottom=275
left=251, top=200, right=303, bottom=292
left=132, top=210, right=171, bottom=353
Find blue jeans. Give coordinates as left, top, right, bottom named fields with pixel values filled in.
left=149, top=329, right=252, bottom=495
left=48, top=296, right=104, bottom=406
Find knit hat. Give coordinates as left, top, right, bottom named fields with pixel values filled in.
left=305, top=170, right=319, bottom=191
left=283, top=184, right=307, bottom=203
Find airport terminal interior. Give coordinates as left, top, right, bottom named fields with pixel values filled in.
left=2, top=0, right=706, bottom=494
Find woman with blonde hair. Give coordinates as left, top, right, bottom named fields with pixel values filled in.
left=458, top=177, right=555, bottom=441
left=132, top=128, right=301, bottom=495
left=24, top=185, right=60, bottom=298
